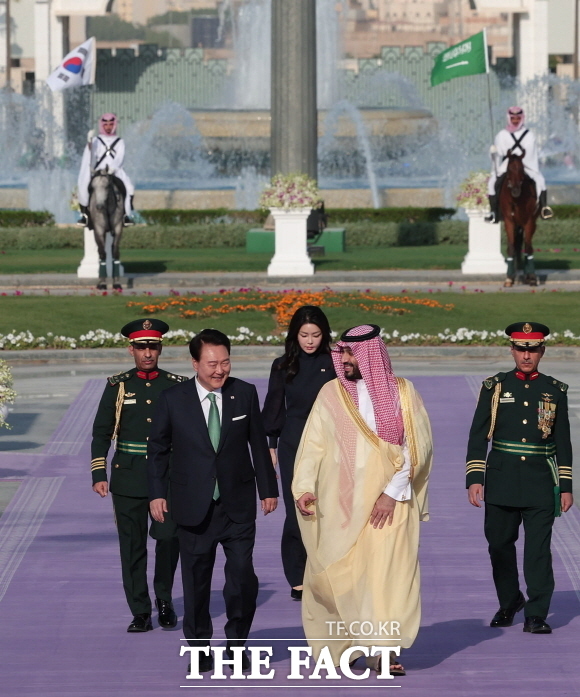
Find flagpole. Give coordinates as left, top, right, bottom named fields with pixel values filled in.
left=483, top=28, right=494, bottom=142
left=5, top=0, right=10, bottom=90
left=482, top=28, right=498, bottom=177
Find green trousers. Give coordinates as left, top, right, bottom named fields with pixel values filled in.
left=484, top=503, right=555, bottom=620
left=112, top=493, right=180, bottom=616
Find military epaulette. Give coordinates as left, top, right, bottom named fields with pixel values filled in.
left=482, top=372, right=506, bottom=390
left=107, top=371, right=132, bottom=386
left=546, top=376, right=568, bottom=393
left=167, top=373, right=189, bottom=383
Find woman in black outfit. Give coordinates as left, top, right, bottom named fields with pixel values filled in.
left=262, top=305, right=336, bottom=600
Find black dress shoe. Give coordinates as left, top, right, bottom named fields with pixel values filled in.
left=127, top=613, right=153, bottom=632
left=188, top=654, right=214, bottom=674
left=290, top=588, right=303, bottom=601
left=490, top=592, right=526, bottom=627
left=155, top=598, right=177, bottom=628
left=226, top=647, right=251, bottom=671
left=523, top=616, right=552, bottom=634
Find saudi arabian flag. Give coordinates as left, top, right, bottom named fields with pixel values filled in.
left=430, top=30, right=489, bottom=86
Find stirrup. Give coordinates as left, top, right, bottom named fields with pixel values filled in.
left=123, top=215, right=135, bottom=227
left=484, top=211, right=496, bottom=224
left=541, top=206, right=553, bottom=220
left=76, top=213, right=88, bottom=227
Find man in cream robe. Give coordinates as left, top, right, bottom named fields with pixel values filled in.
left=293, top=324, right=432, bottom=673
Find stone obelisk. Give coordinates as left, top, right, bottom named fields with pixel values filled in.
left=270, top=0, right=317, bottom=180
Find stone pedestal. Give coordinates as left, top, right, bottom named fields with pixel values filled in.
left=461, top=210, right=507, bottom=275
left=77, top=227, right=125, bottom=279
left=267, top=208, right=314, bottom=276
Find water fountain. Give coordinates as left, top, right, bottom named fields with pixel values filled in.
left=0, top=88, right=81, bottom=223
left=3, top=1, right=580, bottom=219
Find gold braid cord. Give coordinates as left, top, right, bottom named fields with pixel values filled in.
left=397, top=377, right=418, bottom=482
left=486, top=382, right=501, bottom=441
left=112, top=381, right=125, bottom=442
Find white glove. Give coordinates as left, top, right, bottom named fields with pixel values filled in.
left=489, top=144, right=497, bottom=155
left=87, top=129, right=95, bottom=143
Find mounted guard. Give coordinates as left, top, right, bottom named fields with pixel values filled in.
left=77, top=113, right=135, bottom=227
left=485, top=106, right=553, bottom=224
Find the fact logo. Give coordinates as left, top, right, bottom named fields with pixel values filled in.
left=181, top=645, right=402, bottom=681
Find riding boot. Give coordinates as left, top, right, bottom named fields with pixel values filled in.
left=539, top=190, right=553, bottom=220
left=484, top=195, right=497, bottom=223
left=77, top=204, right=89, bottom=227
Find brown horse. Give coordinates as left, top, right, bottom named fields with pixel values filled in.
left=498, top=149, right=539, bottom=287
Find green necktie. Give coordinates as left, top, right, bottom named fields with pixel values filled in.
left=207, top=392, right=220, bottom=500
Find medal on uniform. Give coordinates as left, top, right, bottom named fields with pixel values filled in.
left=538, top=394, right=556, bottom=439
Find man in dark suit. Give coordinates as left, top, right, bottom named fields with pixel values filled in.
left=466, top=321, right=573, bottom=635
left=148, top=329, right=278, bottom=673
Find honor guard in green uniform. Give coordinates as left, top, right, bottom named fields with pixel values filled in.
left=91, top=319, right=188, bottom=632
left=466, top=322, right=573, bottom=634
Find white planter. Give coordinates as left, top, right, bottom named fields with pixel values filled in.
left=77, top=227, right=125, bottom=279
left=461, top=209, right=507, bottom=275
left=267, top=207, right=315, bottom=277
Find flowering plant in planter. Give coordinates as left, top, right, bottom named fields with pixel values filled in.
left=456, top=170, right=490, bottom=212
left=0, top=358, right=16, bottom=429
left=259, top=173, right=322, bottom=210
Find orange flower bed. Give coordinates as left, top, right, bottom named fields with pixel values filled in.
left=127, top=289, right=454, bottom=329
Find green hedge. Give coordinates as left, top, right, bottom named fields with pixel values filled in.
left=140, top=207, right=456, bottom=226
left=550, top=205, right=580, bottom=220
left=344, top=221, right=467, bottom=246
left=329, top=207, right=456, bottom=223
left=0, top=218, right=576, bottom=250
left=0, top=224, right=248, bottom=250
left=140, top=209, right=268, bottom=226
left=0, top=227, right=82, bottom=249
left=0, top=210, right=54, bottom=227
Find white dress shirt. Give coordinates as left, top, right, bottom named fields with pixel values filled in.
left=195, top=377, right=223, bottom=425
left=356, top=380, right=412, bottom=502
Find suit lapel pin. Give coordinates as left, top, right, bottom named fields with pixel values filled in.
left=321, top=368, right=326, bottom=372
left=231, top=395, right=235, bottom=399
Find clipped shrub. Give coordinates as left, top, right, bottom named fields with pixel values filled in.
left=550, top=205, right=580, bottom=220
left=329, top=207, right=456, bottom=224
left=534, top=218, right=580, bottom=243
left=0, top=227, right=82, bottom=249
left=344, top=221, right=468, bottom=247
left=139, top=209, right=267, bottom=226
left=0, top=210, right=55, bottom=227
left=121, top=224, right=248, bottom=248
left=140, top=207, right=457, bottom=226
left=0, top=217, right=574, bottom=250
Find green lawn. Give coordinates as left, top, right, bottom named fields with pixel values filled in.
left=2, top=245, right=580, bottom=274
left=1, top=291, right=579, bottom=342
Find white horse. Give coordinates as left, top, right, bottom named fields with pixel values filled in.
left=88, top=168, right=125, bottom=290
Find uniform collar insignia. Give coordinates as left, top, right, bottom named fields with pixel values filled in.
left=137, top=370, right=159, bottom=380
left=515, top=371, right=539, bottom=381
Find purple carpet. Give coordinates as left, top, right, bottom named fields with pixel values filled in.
left=0, top=375, right=579, bottom=696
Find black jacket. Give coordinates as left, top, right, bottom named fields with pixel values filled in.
left=148, top=376, right=278, bottom=526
